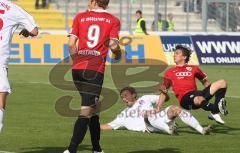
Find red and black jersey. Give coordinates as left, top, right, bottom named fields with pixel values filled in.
left=162, top=65, right=207, bottom=104
left=69, top=9, right=120, bottom=74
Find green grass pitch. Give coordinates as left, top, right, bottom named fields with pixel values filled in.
left=0, top=65, right=239, bottom=153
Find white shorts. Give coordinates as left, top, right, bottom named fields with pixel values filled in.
left=146, top=106, right=172, bottom=132
left=0, top=67, right=11, bottom=93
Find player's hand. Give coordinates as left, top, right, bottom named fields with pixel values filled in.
left=155, top=108, right=160, bottom=113
left=113, top=50, right=122, bottom=60
left=19, top=29, right=30, bottom=37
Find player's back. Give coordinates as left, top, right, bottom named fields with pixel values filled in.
left=70, top=10, right=120, bottom=73
left=76, top=10, right=119, bottom=53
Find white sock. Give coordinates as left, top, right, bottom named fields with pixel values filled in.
left=156, top=121, right=172, bottom=134
left=0, top=108, right=4, bottom=131
left=179, top=110, right=203, bottom=134
left=159, top=121, right=172, bottom=134
left=149, top=119, right=172, bottom=134
left=0, top=108, right=4, bottom=124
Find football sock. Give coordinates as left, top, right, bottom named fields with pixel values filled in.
left=152, top=120, right=172, bottom=134
left=0, top=108, right=4, bottom=131
left=89, top=115, right=102, bottom=152
left=0, top=108, right=4, bottom=123
left=215, top=88, right=227, bottom=105
left=204, top=85, right=214, bottom=100
left=162, top=122, right=173, bottom=134
left=200, top=100, right=218, bottom=113
left=179, top=110, right=203, bottom=134
left=68, top=115, right=90, bottom=153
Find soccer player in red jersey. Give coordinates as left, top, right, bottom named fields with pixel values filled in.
left=156, top=45, right=228, bottom=125
left=64, top=0, right=121, bottom=153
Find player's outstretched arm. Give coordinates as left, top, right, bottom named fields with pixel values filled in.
left=156, top=93, right=167, bottom=112
left=156, top=83, right=170, bottom=111
left=100, top=124, right=113, bottom=130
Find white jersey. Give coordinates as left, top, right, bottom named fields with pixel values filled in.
left=0, top=0, right=37, bottom=67
left=108, top=95, right=160, bottom=132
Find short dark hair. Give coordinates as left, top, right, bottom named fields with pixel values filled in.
left=136, top=10, right=142, bottom=15
left=95, top=0, right=109, bottom=9
left=175, top=45, right=192, bottom=63
left=120, top=87, right=137, bottom=98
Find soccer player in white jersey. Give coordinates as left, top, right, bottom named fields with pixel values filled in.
left=101, top=87, right=212, bottom=135
left=0, top=0, right=38, bottom=132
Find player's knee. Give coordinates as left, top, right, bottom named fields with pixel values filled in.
left=218, top=79, right=227, bottom=88
left=173, top=108, right=182, bottom=117
left=168, top=106, right=181, bottom=118
left=194, top=96, right=205, bottom=106
left=80, top=106, right=94, bottom=118
left=79, top=112, right=92, bottom=118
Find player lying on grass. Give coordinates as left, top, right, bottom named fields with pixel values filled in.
left=101, top=87, right=212, bottom=135
left=157, top=45, right=228, bottom=124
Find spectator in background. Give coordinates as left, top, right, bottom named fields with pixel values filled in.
left=176, top=2, right=181, bottom=6
left=184, top=0, right=201, bottom=13
left=234, top=3, right=240, bottom=31
left=207, top=2, right=217, bottom=21
left=35, top=0, right=47, bottom=9
left=167, top=13, right=175, bottom=31
left=229, top=4, right=240, bottom=32
left=135, top=10, right=148, bottom=35
left=151, top=13, right=168, bottom=31
left=196, top=0, right=202, bottom=13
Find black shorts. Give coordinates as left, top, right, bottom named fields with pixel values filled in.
left=180, top=85, right=212, bottom=110
left=72, top=69, right=104, bottom=106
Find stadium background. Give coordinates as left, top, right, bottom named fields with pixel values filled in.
left=1, top=0, right=240, bottom=153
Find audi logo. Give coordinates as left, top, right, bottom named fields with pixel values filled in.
left=176, top=72, right=192, bottom=77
